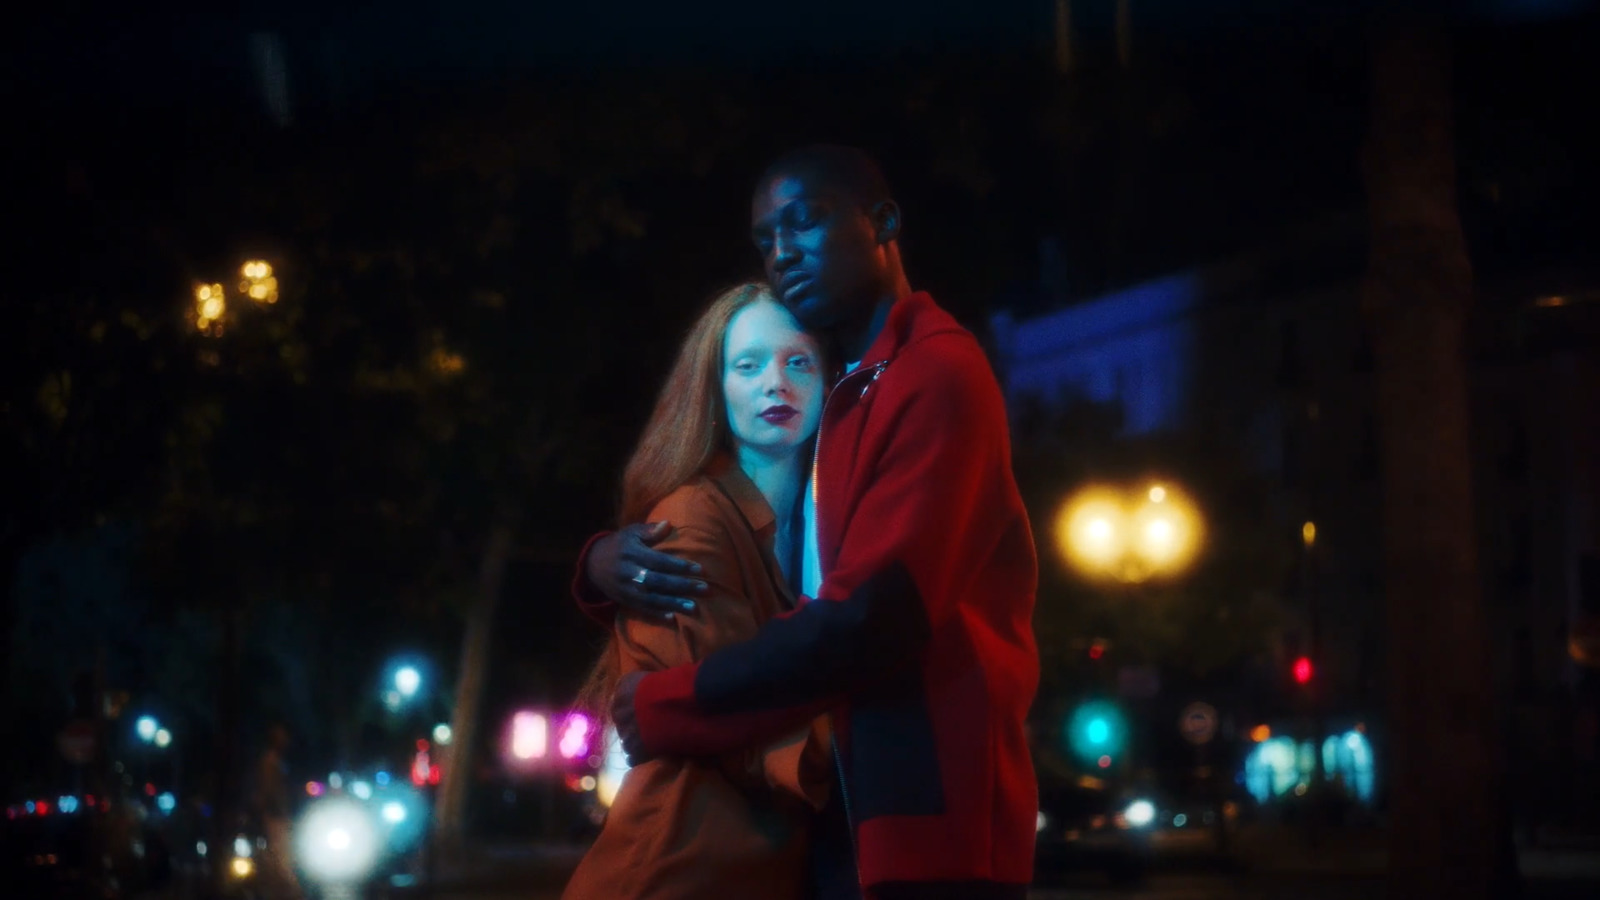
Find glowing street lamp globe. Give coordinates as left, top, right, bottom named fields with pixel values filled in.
left=394, top=666, right=421, bottom=699
left=1055, top=481, right=1204, bottom=582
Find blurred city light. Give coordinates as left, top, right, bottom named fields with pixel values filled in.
left=1055, top=481, right=1203, bottom=582
left=295, top=798, right=380, bottom=885
left=511, top=711, right=548, bottom=761
left=381, top=801, right=406, bottom=824
left=1249, top=724, right=1272, bottom=742
left=240, top=260, right=279, bottom=305
left=394, top=665, right=421, bottom=698
left=57, top=796, right=79, bottom=814
left=1293, top=656, right=1314, bottom=685
left=136, top=716, right=159, bottom=743
left=374, top=771, right=390, bottom=787
left=1302, top=520, right=1317, bottom=547
left=429, top=347, right=467, bottom=377
left=558, top=713, right=593, bottom=760
left=1125, top=799, right=1156, bottom=828
left=433, top=723, right=453, bottom=745
left=193, top=284, right=227, bottom=335
left=157, top=792, right=176, bottom=814
left=154, top=728, right=172, bottom=748
left=351, top=781, right=372, bottom=801
left=1066, top=701, right=1127, bottom=768
left=411, top=748, right=432, bottom=787
left=231, top=857, right=254, bottom=879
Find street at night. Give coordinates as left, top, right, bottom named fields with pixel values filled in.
left=10, top=2, right=1600, bottom=899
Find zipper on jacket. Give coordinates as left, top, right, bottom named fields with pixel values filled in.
left=830, top=733, right=859, bottom=879
left=810, top=359, right=888, bottom=883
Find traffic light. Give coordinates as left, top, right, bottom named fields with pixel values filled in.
left=1066, top=700, right=1127, bottom=768
left=1292, top=655, right=1314, bottom=685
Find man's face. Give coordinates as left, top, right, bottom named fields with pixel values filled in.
left=750, top=171, right=886, bottom=334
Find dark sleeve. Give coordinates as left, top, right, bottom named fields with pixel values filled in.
left=571, top=531, right=618, bottom=627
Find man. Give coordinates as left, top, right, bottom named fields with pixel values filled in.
left=577, top=145, right=1038, bottom=900
left=250, top=723, right=304, bottom=900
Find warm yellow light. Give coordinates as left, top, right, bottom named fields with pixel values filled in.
left=1056, top=482, right=1203, bottom=582
left=1249, top=724, right=1271, bottom=742
left=1055, top=489, right=1128, bottom=576
left=1130, top=488, right=1201, bottom=575
left=194, top=283, right=227, bottom=334
left=597, top=772, right=623, bottom=808
left=231, top=857, right=254, bottom=879
left=579, top=775, right=597, bottom=792
left=1302, top=521, right=1317, bottom=547
left=241, top=260, right=273, bottom=280
left=429, top=348, right=466, bottom=376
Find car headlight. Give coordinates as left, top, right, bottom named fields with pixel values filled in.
left=295, top=798, right=380, bottom=884
left=1124, top=799, right=1156, bottom=828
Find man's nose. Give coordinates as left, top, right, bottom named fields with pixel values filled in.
left=771, top=233, right=800, bottom=270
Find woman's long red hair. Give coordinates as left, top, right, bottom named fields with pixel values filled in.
left=576, top=281, right=773, bottom=725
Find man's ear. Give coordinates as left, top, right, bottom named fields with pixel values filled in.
left=871, top=200, right=902, bottom=245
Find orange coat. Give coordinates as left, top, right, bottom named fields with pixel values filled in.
left=562, top=457, right=830, bottom=900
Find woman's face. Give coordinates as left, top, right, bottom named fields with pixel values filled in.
left=722, top=299, right=824, bottom=458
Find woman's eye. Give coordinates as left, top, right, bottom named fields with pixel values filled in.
left=734, top=360, right=758, bottom=373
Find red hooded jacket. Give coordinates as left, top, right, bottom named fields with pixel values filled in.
left=591, top=292, right=1039, bottom=890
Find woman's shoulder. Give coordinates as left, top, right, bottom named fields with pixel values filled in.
left=646, top=475, right=737, bottom=532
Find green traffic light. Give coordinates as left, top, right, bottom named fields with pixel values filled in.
left=1066, top=701, right=1127, bottom=766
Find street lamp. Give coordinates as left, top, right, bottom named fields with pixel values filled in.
left=1054, top=481, right=1204, bottom=583
left=394, top=666, right=421, bottom=699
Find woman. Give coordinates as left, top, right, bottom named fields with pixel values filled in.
left=563, top=282, right=831, bottom=900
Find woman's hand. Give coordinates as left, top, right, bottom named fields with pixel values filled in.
left=585, top=522, right=709, bottom=619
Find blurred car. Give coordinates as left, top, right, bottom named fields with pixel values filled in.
left=1033, top=774, right=1154, bottom=884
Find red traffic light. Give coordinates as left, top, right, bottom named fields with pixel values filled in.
left=1292, top=656, right=1314, bottom=684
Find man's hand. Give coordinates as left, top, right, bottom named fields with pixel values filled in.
left=586, top=522, right=708, bottom=619
left=612, top=671, right=651, bottom=765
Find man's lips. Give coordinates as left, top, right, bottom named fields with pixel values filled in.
left=779, top=273, right=813, bottom=301
left=760, top=406, right=799, bottom=424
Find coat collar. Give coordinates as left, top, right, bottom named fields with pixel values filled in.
left=705, top=453, right=775, bottom=535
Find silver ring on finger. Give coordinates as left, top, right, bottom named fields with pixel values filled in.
left=632, top=567, right=648, bottom=586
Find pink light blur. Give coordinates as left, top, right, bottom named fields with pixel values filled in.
left=558, top=713, right=592, bottom=760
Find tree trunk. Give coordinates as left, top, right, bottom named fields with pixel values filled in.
left=433, top=524, right=514, bottom=844
left=1362, top=18, right=1516, bottom=899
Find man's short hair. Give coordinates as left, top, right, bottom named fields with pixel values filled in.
left=759, top=144, right=892, bottom=210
